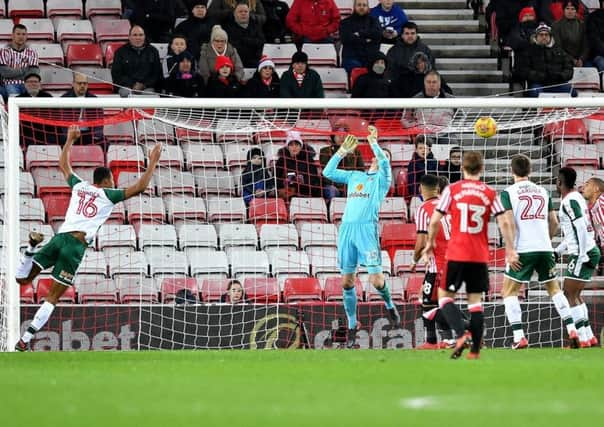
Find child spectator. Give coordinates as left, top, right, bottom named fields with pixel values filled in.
left=241, top=146, right=276, bottom=205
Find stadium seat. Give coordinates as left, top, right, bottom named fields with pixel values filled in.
left=283, top=277, right=322, bottom=302
left=77, top=276, right=118, bottom=303
left=381, top=223, right=417, bottom=260
left=104, top=121, right=135, bottom=144
left=488, top=222, right=501, bottom=246
left=315, top=67, right=348, bottom=92
left=547, top=118, right=588, bottom=143
left=160, top=277, right=199, bottom=303
left=230, top=249, right=270, bottom=277
left=248, top=198, right=288, bottom=225
left=488, top=247, right=506, bottom=271
left=0, top=172, right=33, bottom=198
left=199, top=278, right=230, bottom=302
left=323, top=276, right=363, bottom=301
left=334, top=0, right=353, bottom=16
left=116, top=172, right=153, bottom=197
left=289, top=197, right=328, bottom=223
left=393, top=249, right=423, bottom=274
left=307, top=246, right=339, bottom=276
left=0, top=19, right=13, bottom=41
left=0, top=145, right=25, bottom=170
left=19, top=19, right=54, bottom=41
left=183, top=144, right=224, bottom=169
left=42, top=194, right=70, bottom=226
left=116, top=276, right=158, bottom=304
left=56, top=19, right=94, bottom=46
left=66, top=43, right=103, bottom=67
left=37, top=277, right=76, bottom=303
left=367, top=276, right=406, bottom=304
left=395, top=170, right=408, bottom=198
left=8, top=0, right=44, bottom=18
left=26, top=145, right=61, bottom=170
left=94, top=19, right=130, bottom=45
left=299, top=223, right=337, bottom=249
left=384, top=142, right=415, bottom=168
left=70, top=146, right=104, bottom=168
left=560, top=142, right=598, bottom=168
left=138, top=224, right=177, bottom=249
left=164, top=195, right=207, bottom=225
left=144, top=247, right=188, bottom=277
left=97, top=224, right=137, bottom=250
left=225, top=143, right=258, bottom=169
left=261, top=43, right=298, bottom=65
left=177, top=224, right=217, bottom=250
left=124, top=197, right=166, bottom=224
left=271, top=249, right=310, bottom=276
left=587, top=118, right=604, bottom=144
left=195, top=170, right=236, bottom=196
left=46, top=0, right=84, bottom=19
left=407, top=196, right=422, bottom=221
left=380, top=197, right=408, bottom=222
left=188, top=249, right=229, bottom=278
left=32, top=168, right=71, bottom=197
left=154, top=170, right=196, bottom=196
left=302, top=43, right=338, bottom=67
left=39, top=66, right=73, bottom=91
left=175, top=126, right=213, bottom=144
left=404, top=273, right=425, bottom=303
left=206, top=197, right=246, bottom=223
left=85, top=0, right=122, bottom=18
left=78, top=249, right=108, bottom=276
left=0, top=4, right=4, bottom=18
left=259, top=224, right=299, bottom=249
left=106, top=248, right=148, bottom=277
left=137, top=119, right=175, bottom=145
left=20, top=282, right=35, bottom=303
left=154, top=145, right=185, bottom=170
left=243, top=277, right=280, bottom=303
left=570, top=67, right=600, bottom=91
left=219, top=223, right=258, bottom=249
left=328, top=197, right=347, bottom=223
left=350, top=67, right=368, bottom=90
left=103, top=41, right=126, bottom=67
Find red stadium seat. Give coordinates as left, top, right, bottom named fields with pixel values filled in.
left=200, top=279, right=230, bottom=302
left=66, top=43, right=103, bottom=67
left=350, top=67, right=368, bottom=90
left=243, top=277, right=280, bottom=303
left=160, top=277, right=199, bottom=303
left=546, top=118, right=587, bottom=143
left=488, top=247, right=506, bottom=271
left=37, top=277, right=76, bottom=303
left=42, top=194, right=70, bottom=226
left=248, top=198, right=288, bottom=225
left=283, top=278, right=322, bottom=302
left=8, top=0, right=44, bottom=18
left=85, top=0, right=122, bottom=18
left=323, top=276, right=363, bottom=301
left=20, top=282, right=35, bottom=303
left=381, top=223, right=417, bottom=260
left=395, top=170, right=408, bottom=198
left=103, top=41, right=125, bottom=67
left=404, top=274, right=424, bottom=304
left=70, top=146, right=104, bottom=168
left=94, top=19, right=130, bottom=44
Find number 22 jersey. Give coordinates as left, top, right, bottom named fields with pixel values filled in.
left=436, top=179, right=504, bottom=263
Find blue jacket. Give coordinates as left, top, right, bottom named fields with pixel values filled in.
left=370, top=4, right=408, bottom=35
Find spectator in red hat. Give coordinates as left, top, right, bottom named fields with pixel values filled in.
left=286, top=0, right=340, bottom=43
left=506, top=6, right=539, bottom=52
left=206, top=54, right=242, bottom=97
left=199, top=25, right=244, bottom=83
left=244, top=55, right=281, bottom=97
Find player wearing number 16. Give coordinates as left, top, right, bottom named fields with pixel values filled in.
left=14, top=125, right=162, bottom=352
left=422, top=151, right=517, bottom=360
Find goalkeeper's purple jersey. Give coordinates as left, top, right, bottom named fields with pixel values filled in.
left=322, top=143, right=391, bottom=224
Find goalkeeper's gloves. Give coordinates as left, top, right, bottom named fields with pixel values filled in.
left=574, top=253, right=590, bottom=277
left=337, top=134, right=358, bottom=156
left=367, top=125, right=378, bottom=145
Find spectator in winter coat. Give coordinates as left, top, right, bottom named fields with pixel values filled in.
left=351, top=51, right=395, bottom=98
left=163, top=51, right=206, bottom=97
left=60, top=73, right=104, bottom=145
left=130, top=0, right=176, bottom=43
left=406, top=135, right=439, bottom=197
left=17, top=72, right=56, bottom=147
left=552, top=1, right=589, bottom=67
left=438, top=146, right=462, bottom=184
left=174, top=1, right=213, bottom=61
left=244, top=56, right=280, bottom=97
left=280, top=51, right=325, bottom=97
left=396, top=51, right=452, bottom=97
left=206, top=55, right=242, bottom=97
left=286, top=0, right=340, bottom=43
left=495, top=0, right=532, bottom=43
left=514, top=23, right=575, bottom=97
left=209, top=0, right=267, bottom=26
left=340, top=0, right=382, bottom=73
left=241, top=146, right=276, bottom=204
left=506, top=6, right=539, bottom=53
left=165, top=34, right=193, bottom=77
left=222, top=2, right=265, bottom=68
left=199, top=25, right=245, bottom=83
left=111, top=25, right=163, bottom=97
left=261, top=0, right=290, bottom=43
left=585, top=1, right=604, bottom=72
left=385, top=22, right=433, bottom=81
left=370, top=0, right=408, bottom=44
left=275, top=131, right=322, bottom=200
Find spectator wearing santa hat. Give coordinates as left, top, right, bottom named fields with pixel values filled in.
left=206, top=55, right=242, bottom=97
left=280, top=51, right=324, bottom=98
left=244, top=55, right=281, bottom=97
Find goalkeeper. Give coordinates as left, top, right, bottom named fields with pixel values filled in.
left=322, top=126, right=398, bottom=348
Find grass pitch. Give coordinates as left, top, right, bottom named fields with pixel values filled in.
left=1, top=348, right=603, bottom=427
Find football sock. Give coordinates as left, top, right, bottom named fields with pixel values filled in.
left=468, top=303, right=484, bottom=353
left=580, top=303, right=595, bottom=340
left=434, top=310, right=453, bottom=340
left=438, top=297, right=466, bottom=337
left=422, top=307, right=438, bottom=344
left=503, top=296, right=525, bottom=342
left=375, top=282, right=394, bottom=310
left=22, top=301, right=55, bottom=343
left=551, top=291, right=577, bottom=334
left=343, top=287, right=357, bottom=330
left=15, top=251, right=35, bottom=279
left=570, top=305, right=587, bottom=341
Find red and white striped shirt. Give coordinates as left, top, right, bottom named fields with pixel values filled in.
left=415, top=197, right=450, bottom=273
left=588, top=193, right=604, bottom=246
left=0, top=45, right=39, bottom=85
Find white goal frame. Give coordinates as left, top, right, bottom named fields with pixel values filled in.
left=4, top=96, right=604, bottom=349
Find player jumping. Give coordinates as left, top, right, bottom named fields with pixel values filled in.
left=14, top=125, right=162, bottom=351
left=412, top=174, right=455, bottom=349
left=500, top=155, right=579, bottom=349
left=322, top=125, right=398, bottom=349
left=556, top=169, right=601, bottom=347
left=422, top=151, right=517, bottom=359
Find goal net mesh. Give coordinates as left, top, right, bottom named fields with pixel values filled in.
left=2, top=102, right=603, bottom=351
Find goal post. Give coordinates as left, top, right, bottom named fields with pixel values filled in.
left=2, top=96, right=604, bottom=352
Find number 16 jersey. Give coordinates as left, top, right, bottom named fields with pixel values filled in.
left=500, top=180, right=553, bottom=253
left=437, top=179, right=504, bottom=263
left=59, top=174, right=125, bottom=244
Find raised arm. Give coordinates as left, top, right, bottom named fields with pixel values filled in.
left=58, top=125, right=81, bottom=181
left=322, top=134, right=357, bottom=184
left=123, top=144, right=162, bottom=200
left=367, top=125, right=392, bottom=190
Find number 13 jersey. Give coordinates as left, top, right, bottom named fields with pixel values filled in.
left=59, top=174, right=125, bottom=244
left=500, top=180, right=553, bottom=253
left=437, top=179, right=504, bottom=263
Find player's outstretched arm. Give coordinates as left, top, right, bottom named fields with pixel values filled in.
left=322, top=135, right=356, bottom=184
left=124, top=144, right=162, bottom=200
left=58, top=125, right=81, bottom=181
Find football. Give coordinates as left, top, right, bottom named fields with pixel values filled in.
left=474, top=116, right=497, bottom=138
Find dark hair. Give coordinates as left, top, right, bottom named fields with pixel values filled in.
left=563, top=0, right=579, bottom=10
left=450, top=146, right=462, bottom=156
left=420, top=174, right=439, bottom=189
left=462, top=151, right=483, bottom=175
left=558, top=167, right=577, bottom=189
left=511, top=154, right=531, bottom=177
left=424, top=70, right=441, bottom=82
left=415, top=134, right=433, bottom=147
left=403, top=22, right=418, bottom=32
left=93, top=167, right=113, bottom=185
left=437, top=175, right=449, bottom=192
left=13, top=24, right=27, bottom=32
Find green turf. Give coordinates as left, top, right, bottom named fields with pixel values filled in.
left=1, top=348, right=603, bottom=427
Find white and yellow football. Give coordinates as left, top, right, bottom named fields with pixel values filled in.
left=474, top=116, right=497, bottom=138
